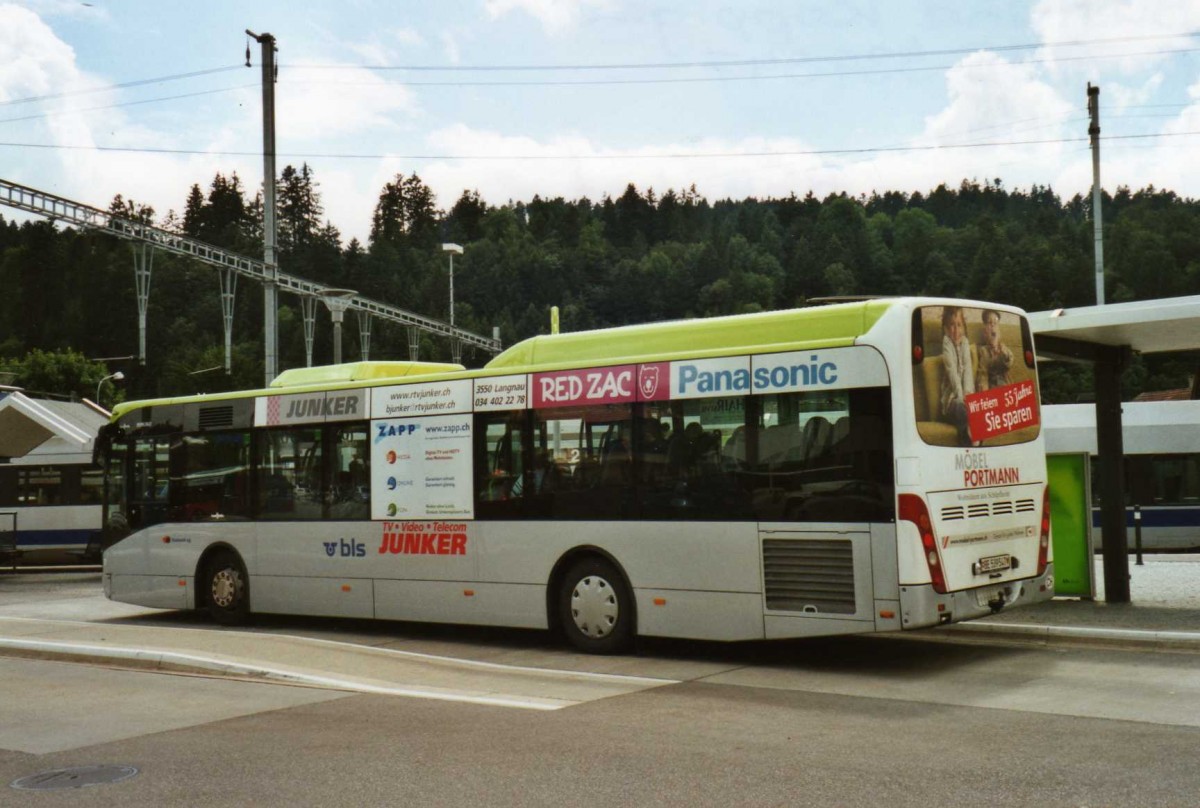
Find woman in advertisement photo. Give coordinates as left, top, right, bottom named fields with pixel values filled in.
left=939, top=305, right=975, bottom=445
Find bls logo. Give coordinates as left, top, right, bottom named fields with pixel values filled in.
left=323, top=539, right=366, bottom=558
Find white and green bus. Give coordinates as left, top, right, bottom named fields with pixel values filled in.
left=99, top=298, right=1053, bottom=653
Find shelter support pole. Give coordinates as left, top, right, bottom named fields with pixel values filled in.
left=219, top=269, right=237, bottom=374
left=357, top=311, right=372, bottom=362
left=1094, top=344, right=1131, bottom=603
left=133, top=244, right=153, bottom=366
left=301, top=295, right=317, bottom=368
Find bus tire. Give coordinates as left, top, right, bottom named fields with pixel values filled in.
left=204, top=550, right=251, bottom=626
left=558, top=557, right=633, bottom=654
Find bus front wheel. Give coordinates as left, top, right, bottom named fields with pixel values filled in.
left=204, top=551, right=250, bottom=626
left=558, top=557, right=633, bottom=654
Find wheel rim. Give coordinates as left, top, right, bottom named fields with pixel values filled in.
left=211, top=567, right=241, bottom=609
left=570, top=574, right=619, bottom=639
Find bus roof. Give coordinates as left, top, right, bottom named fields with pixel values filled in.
left=486, top=299, right=895, bottom=370
left=109, top=299, right=900, bottom=421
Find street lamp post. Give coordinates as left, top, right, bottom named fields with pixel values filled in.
left=442, top=243, right=464, bottom=365
left=442, top=243, right=463, bottom=327
left=319, top=289, right=357, bottom=365
left=96, top=371, right=124, bottom=405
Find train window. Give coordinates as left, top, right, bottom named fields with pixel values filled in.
left=21, top=467, right=62, bottom=506
left=80, top=469, right=105, bottom=505
left=0, top=469, right=16, bottom=507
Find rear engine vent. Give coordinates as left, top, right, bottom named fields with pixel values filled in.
left=762, top=538, right=855, bottom=615
left=198, top=405, right=234, bottom=430
left=941, top=499, right=1032, bottom=520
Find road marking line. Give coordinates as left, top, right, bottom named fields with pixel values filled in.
left=0, top=615, right=679, bottom=686
left=0, top=637, right=572, bottom=710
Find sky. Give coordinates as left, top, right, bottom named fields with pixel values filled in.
left=3, top=0, right=1200, bottom=244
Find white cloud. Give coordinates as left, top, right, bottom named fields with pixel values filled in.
left=392, top=27, right=424, bottom=48
left=922, top=51, right=1076, bottom=144
left=342, top=27, right=426, bottom=65
left=483, top=0, right=612, bottom=35
left=1031, top=0, right=1200, bottom=74
left=0, top=3, right=80, bottom=104
left=1105, top=73, right=1165, bottom=111
left=441, top=30, right=461, bottom=64
left=276, top=68, right=418, bottom=140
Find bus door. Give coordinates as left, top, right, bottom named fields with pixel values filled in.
left=128, top=437, right=170, bottom=530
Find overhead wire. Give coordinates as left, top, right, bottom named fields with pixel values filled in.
left=0, top=65, right=245, bottom=108
left=0, top=85, right=256, bottom=126
left=281, top=47, right=1200, bottom=88
left=283, top=32, right=1196, bottom=72
left=2, top=130, right=1198, bottom=161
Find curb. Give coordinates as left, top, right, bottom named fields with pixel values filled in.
left=940, top=621, right=1200, bottom=650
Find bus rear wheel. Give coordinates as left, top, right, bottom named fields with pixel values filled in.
left=204, top=551, right=250, bottom=626
left=558, top=557, right=633, bottom=654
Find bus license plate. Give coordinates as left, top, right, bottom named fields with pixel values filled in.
left=973, top=554, right=1011, bottom=575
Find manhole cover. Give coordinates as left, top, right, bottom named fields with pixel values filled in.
left=11, top=764, right=139, bottom=791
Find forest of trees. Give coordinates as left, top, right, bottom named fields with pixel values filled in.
left=1, top=164, right=1198, bottom=406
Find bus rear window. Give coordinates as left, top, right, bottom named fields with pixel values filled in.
left=911, top=305, right=1040, bottom=447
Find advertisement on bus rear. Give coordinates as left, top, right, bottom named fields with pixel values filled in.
left=913, top=305, right=1041, bottom=448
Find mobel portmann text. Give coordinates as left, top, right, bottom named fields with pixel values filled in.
left=954, top=451, right=1020, bottom=487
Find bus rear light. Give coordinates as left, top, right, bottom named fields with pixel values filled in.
left=899, top=493, right=946, bottom=594
left=1037, top=487, right=1051, bottom=576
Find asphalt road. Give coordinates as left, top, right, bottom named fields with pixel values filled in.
left=2, top=572, right=1199, bottom=805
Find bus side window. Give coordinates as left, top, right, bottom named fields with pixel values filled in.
left=330, top=424, right=369, bottom=520
left=258, top=428, right=323, bottom=521
left=474, top=411, right=527, bottom=519
left=533, top=404, right=633, bottom=519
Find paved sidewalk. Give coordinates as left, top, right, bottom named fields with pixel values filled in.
left=0, top=557, right=1196, bottom=693
left=946, top=555, right=1200, bottom=648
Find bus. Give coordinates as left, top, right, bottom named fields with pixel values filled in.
left=1045, top=400, right=1200, bottom=551
left=98, top=299, right=1053, bottom=652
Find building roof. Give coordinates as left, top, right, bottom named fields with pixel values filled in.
left=1029, top=295, right=1200, bottom=357
left=0, top=391, right=108, bottom=462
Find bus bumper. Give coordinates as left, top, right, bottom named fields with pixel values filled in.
left=900, top=563, right=1055, bottom=630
